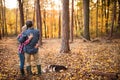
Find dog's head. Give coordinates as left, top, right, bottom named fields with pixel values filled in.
left=42, top=65, right=53, bottom=73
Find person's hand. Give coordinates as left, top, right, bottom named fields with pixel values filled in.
left=28, top=33, right=33, bottom=40
left=17, top=34, right=21, bottom=38
left=35, top=43, right=39, bottom=48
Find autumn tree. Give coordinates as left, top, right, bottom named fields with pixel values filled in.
left=60, top=0, right=70, bottom=53
left=58, top=5, right=61, bottom=38
left=109, top=0, right=117, bottom=38
left=117, top=0, right=120, bottom=31
left=70, top=0, right=74, bottom=42
left=17, top=0, right=24, bottom=30
left=36, top=0, right=42, bottom=45
left=83, top=0, right=90, bottom=40
left=105, top=0, right=110, bottom=35
left=0, top=0, right=5, bottom=37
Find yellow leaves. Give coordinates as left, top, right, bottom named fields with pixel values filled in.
left=0, top=38, right=120, bottom=79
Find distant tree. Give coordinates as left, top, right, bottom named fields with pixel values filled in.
left=60, top=0, right=70, bottom=53
left=43, top=9, right=47, bottom=38
left=105, top=0, right=110, bottom=35
left=58, top=5, right=61, bottom=38
left=96, top=0, right=98, bottom=37
left=0, top=0, right=5, bottom=37
left=83, top=0, right=90, bottom=40
left=3, top=0, right=7, bottom=36
left=70, top=0, right=74, bottom=42
left=117, top=0, right=120, bottom=31
left=101, top=0, right=104, bottom=35
left=36, top=0, right=42, bottom=45
left=17, top=0, right=24, bottom=30
left=109, top=0, right=117, bottom=38
left=0, top=3, right=2, bottom=39
left=15, top=8, right=18, bottom=35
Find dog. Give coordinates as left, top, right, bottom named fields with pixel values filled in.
left=43, top=65, right=67, bottom=73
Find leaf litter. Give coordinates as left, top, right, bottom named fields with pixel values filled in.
left=0, top=37, right=120, bottom=80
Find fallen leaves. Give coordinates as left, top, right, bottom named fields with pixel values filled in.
left=0, top=38, right=120, bottom=79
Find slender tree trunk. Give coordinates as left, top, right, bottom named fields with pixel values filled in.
left=58, top=5, right=61, bottom=38
left=70, top=0, right=74, bottom=42
left=96, top=0, right=98, bottom=37
left=110, top=0, right=117, bottom=38
left=18, top=0, right=24, bottom=31
left=0, top=28, right=1, bottom=39
left=1, top=0, right=4, bottom=37
left=83, top=0, right=90, bottom=40
left=0, top=7, right=2, bottom=39
left=36, top=0, right=42, bottom=45
left=15, top=8, right=18, bottom=35
left=3, top=0, right=7, bottom=36
left=25, top=1, right=28, bottom=21
left=43, top=9, right=47, bottom=38
left=105, top=0, right=110, bottom=35
left=101, top=0, right=104, bottom=35
left=33, top=0, right=35, bottom=24
left=117, top=0, right=120, bottom=31
left=60, top=0, right=70, bottom=53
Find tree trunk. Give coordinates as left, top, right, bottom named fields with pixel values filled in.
left=83, top=0, right=90, bottom=40
left=36, top=0, right=42, bottom=45
left=70, top=0, right=74, bottom=42
left=33, top=0, right=35, bottom=24
left=101, top=0, right=104, bottom=35
left=109, top=0, right=117, bottom=38
left=96, top=0, right=98, bottom=37
left=0, top=9, right=1, bottom=39
left=43, top=9, right=47, bottom=38
left=1, top=0, right=4, bottom=37
left=18, top=0, right=24, bottom=31
left=3, top=0, right=7, bottom=36
left=105, top=0, right=110, bottom=35
left=58, top=5, right=61, bottom=38
left=60, top=0, right=70, bottom=53
left=15, top=8, right=18, bottom=35
left=117, top=0, right=120, bottom=31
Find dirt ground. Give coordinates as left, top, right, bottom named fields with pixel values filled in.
left=0, top=37, right=120, bottom=80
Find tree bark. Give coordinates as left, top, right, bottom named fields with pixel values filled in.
left=60, top=0, right=70, bottom=53
left=3, top=0, right=7, bottom=36
left=43, top=9, right=47, bottom=38
left=0, top=5, right=2, bottom=39
left=36, top=0, right=42, bottom=45
left=1, top=0, right=4, bottom=37
left=101, top=0, right=104, bottom=35
left=70, top=0, right=74, bottom=42
left=15, top=8, right=18, bottom=35
left=117, top=0, right=120, bottom=31
left=109, top=0, right=117, bottom=38
left=96, top=0, right=98, bottom=37
left=58, top=5, right=61, bottom=38
left=105, top=0, right=110, bottom=35
left=17, top=0, right=24, bottom=31
left=83, top=0, right=90, bottom=40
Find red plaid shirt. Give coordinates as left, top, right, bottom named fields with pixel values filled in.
left=18, top=34, right=30, bottom=53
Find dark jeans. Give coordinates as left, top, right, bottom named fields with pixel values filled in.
left=18, top=53, right=25, bottom=69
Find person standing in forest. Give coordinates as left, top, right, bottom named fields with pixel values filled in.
left=18, top=20, right=41, bottom=75
left=17, top=25, right=33, bottom=76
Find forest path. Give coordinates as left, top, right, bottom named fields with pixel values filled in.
left=0, top=37, right=120, bottom=79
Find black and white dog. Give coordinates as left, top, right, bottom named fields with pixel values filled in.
left=43, top=65, right=67, bottom=73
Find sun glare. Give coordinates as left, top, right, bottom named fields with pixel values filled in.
left=5, top=0, right=17, bottom=9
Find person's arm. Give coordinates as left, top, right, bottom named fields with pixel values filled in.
left=34, top=41, right=39, bottom=48
left=17, top=32, right=27, bottom=43
left=17, top=33, right=22, bottom=39
left=24, top=33, right=33, bottom=45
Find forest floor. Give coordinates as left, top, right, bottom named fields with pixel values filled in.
left=0, top=37, right=120, bottom=80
